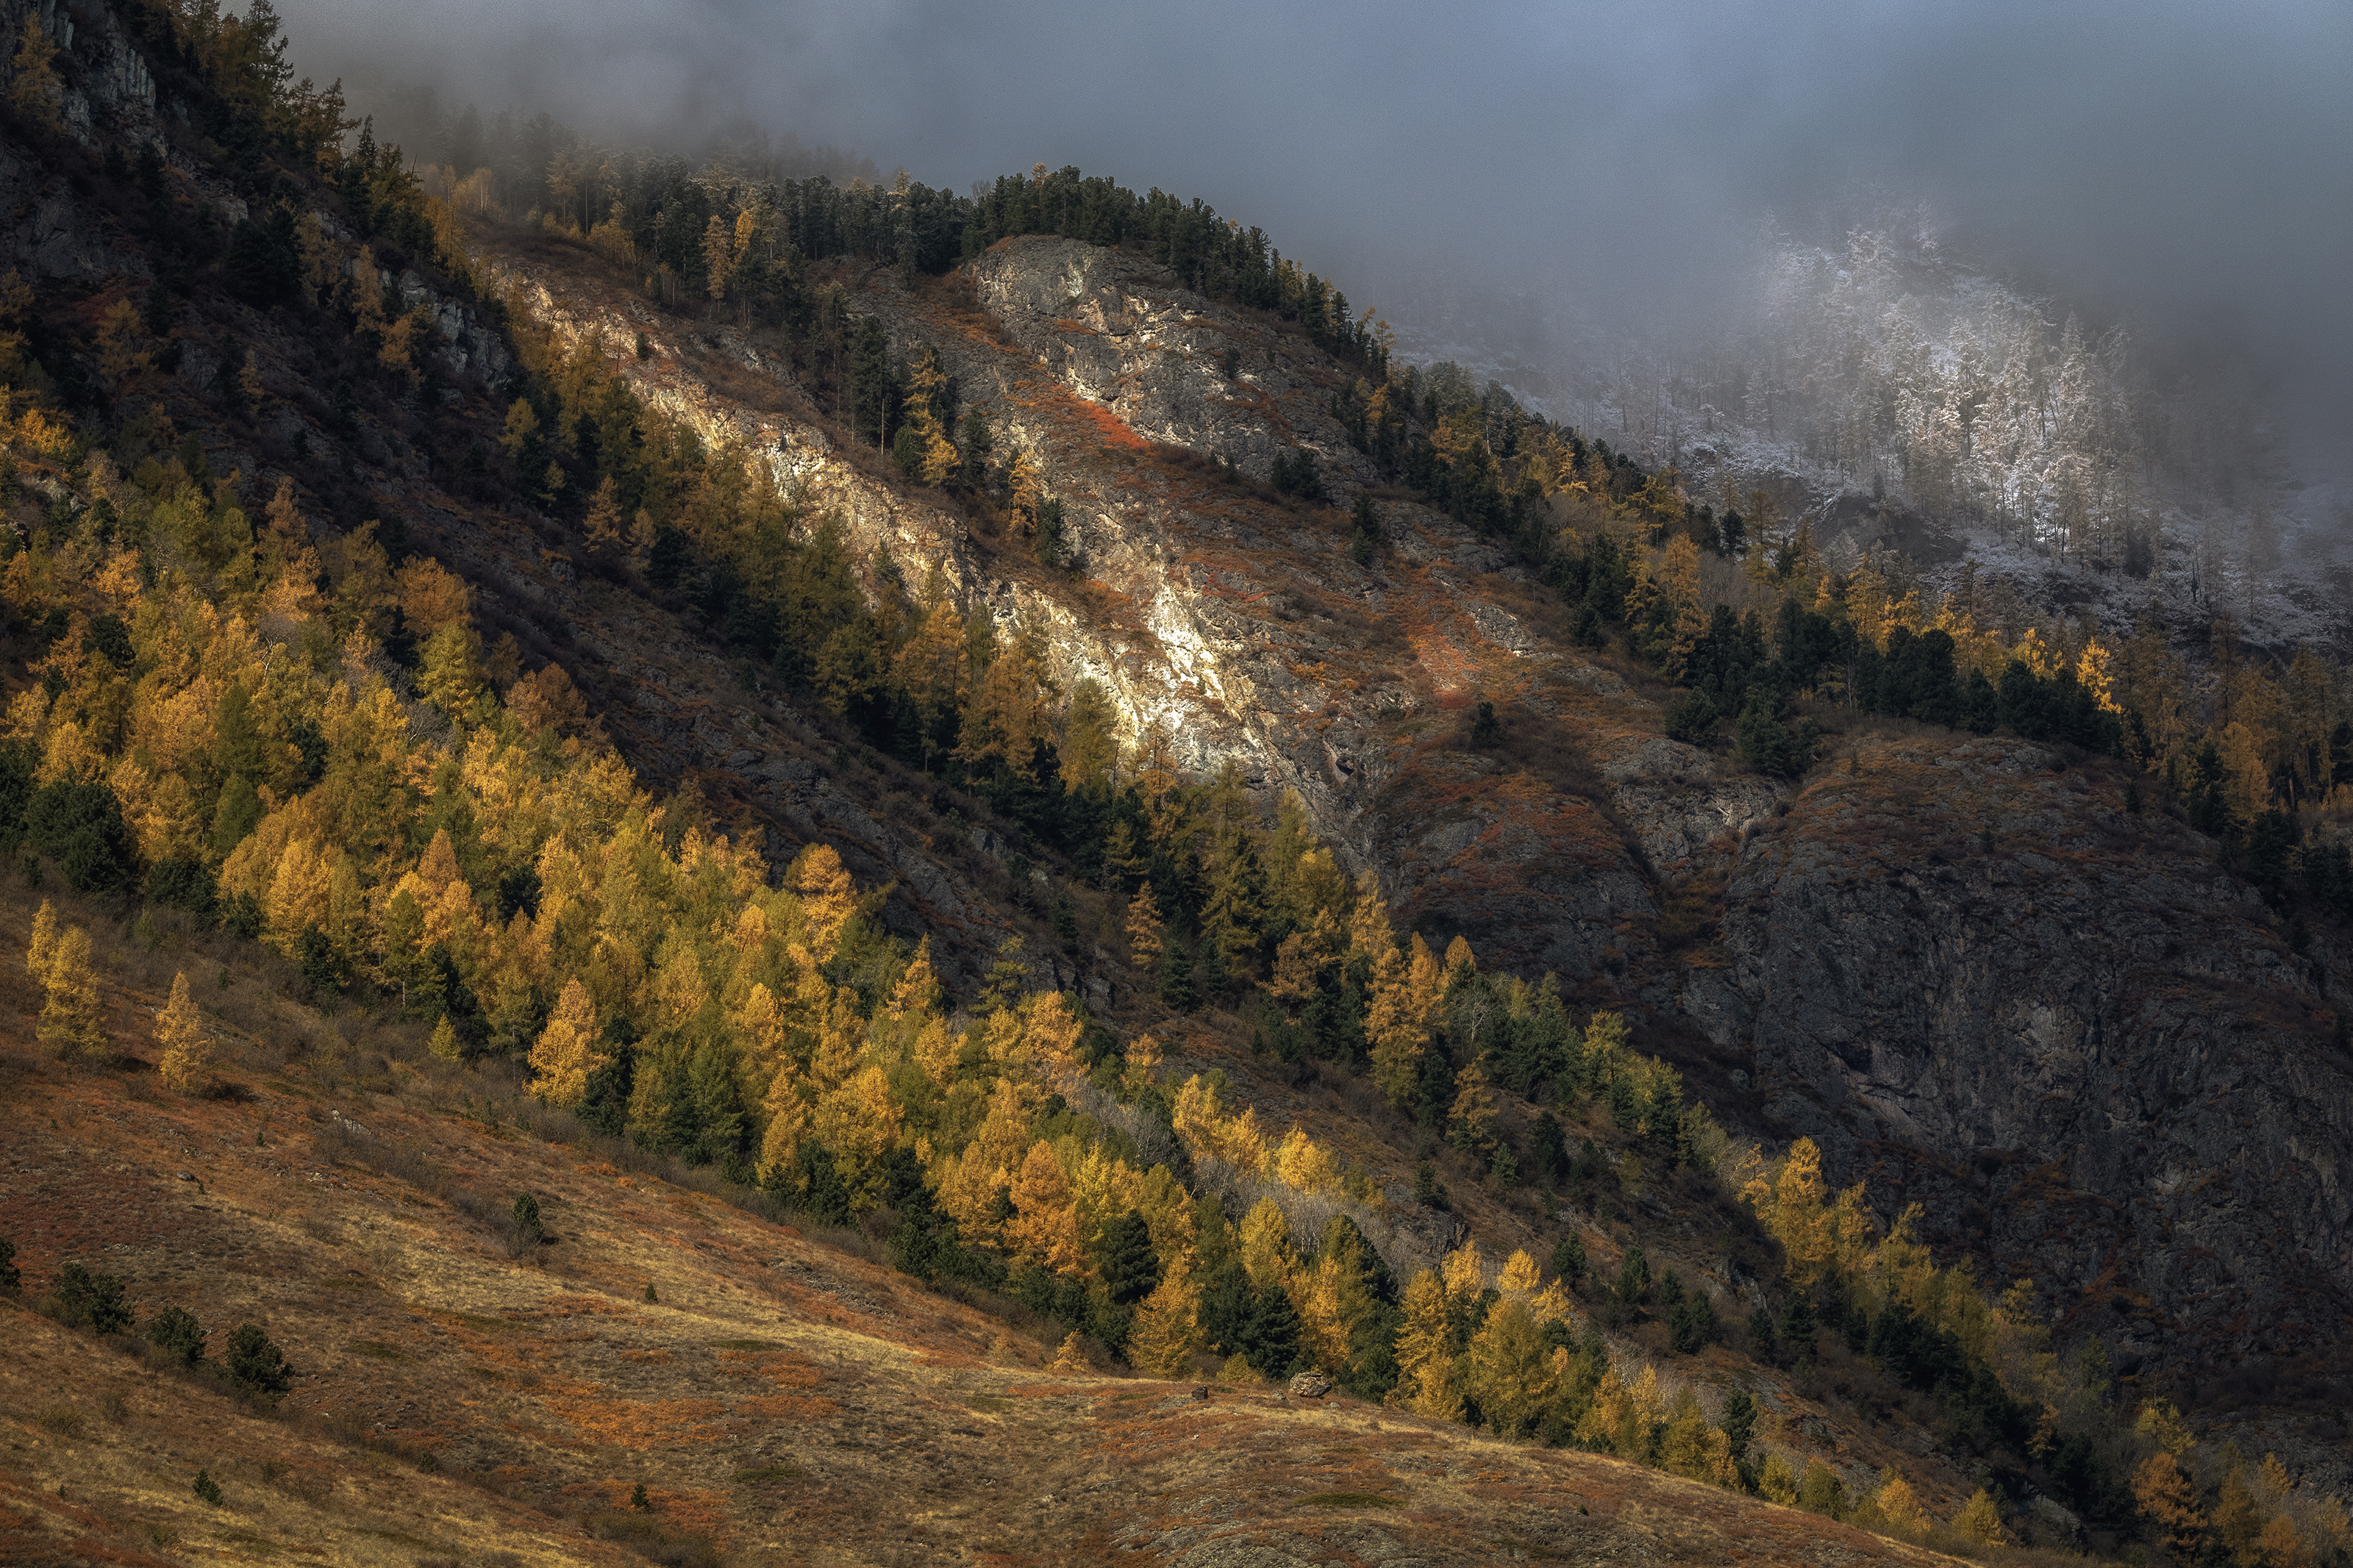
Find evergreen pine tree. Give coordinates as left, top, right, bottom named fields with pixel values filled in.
left=1157, top=939, right=1196, bottom=1011
left=225, top=1322, right=291, bottom=1397
left=1097, top=1210, right=1160, bottom=1307
left=147, top=1304, right=207, bottom=1367
left=1198, top=827, right=1266, bottom=981
left=1240, top=1279, right=1302, bottom=1378
left=849, top=316, right=896, bottom=450
left=55, top=1262, right=132, bottom=1333
left=1720, top=1385, right=1757, bottom=1473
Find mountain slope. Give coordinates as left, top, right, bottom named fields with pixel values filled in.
left=4, top=0, right=2353, bottom=1560
left=470, top=214, right=2353, bottom=1400
left=2, top=952, right=1968, bottom=1567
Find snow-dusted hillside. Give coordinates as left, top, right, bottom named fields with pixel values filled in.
left=1383, top=221, right=2352, bottom=656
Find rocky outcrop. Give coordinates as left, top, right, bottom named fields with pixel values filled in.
left=482, top=233, right=1675, bottom=995
left=1684, top=733, right=2353, bottom=1372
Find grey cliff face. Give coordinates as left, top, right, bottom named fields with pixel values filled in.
left=1686, top=736, right=2353, bottom=1369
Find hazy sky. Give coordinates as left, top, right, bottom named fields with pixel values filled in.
left=282, top=0, right=2353, bottom=472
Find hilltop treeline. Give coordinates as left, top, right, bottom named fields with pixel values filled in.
left=1327, top=357, right=2352, bottom=906
left=388, top=91, right=1388, bottom=370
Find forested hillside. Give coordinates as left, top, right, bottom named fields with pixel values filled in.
left=3, top=1, right=2352, bottom=1564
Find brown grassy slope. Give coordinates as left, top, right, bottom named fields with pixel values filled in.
left=0, top=894, right=1977, bottom=1568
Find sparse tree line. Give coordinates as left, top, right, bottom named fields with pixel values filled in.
left=1, top=1234, right=293, bottom=1404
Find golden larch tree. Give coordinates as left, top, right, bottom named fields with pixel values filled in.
left=1461, top=1297, right=1560, bottom=1438
left=154, top=971, right=211, bottom=1092
left=529, top=977, right=601, bottom=1106
left=1865, top=1471, right=1932, bottom=1536
left=1448, top=1054, right=1499, bottom=1158
left=1126, top=882, right=1165, bottom=972
left=1007, top=1141, right=1087, bottom=1276
left=29, top=898, right=57, bottom=981
left=1390, top=1269, right=1464, bottom=1420
left=760, top=1056, right=813, bottom=1180
left=1364, top=953, right=1419, bottom=1111
left=582, top=475, right=626, bottom=553
left=2132, top=1453, right=2202, bottom=1560
left=788, top=843, right=861, bottom=965
left=10, top=15, right=60, bottom=124
left=38, top=923, right=107, bottom=1062
left=1952, top=1487, right=2007, bottom=1545
left=1655, top=1389, right=1740, bottom=1489
left=1126, top=1261, right=1201, bottom=1375
left=1008, top=446, right=1043, bottom=532
left=806, top=981, right=866, bottom=1091
left=901, top=346, right=959, bottom=486
left=812, top=1064, right=904, bottom=1203
left=888, top=937, right=940, bottom=1020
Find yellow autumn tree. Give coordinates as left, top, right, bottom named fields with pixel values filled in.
left=1657, top=1389, right=1741, bottom=1489
left=888, top=937, right=940, bottom=1021
left=788, top=843, right=861, bottom=964
left=731, top=981, right=786, bottom=1073
left=583, top=474, right=626, bottom=553
left=95, top=300, right=151, bottom=387
left=1496, top=1249, right=1543, bottom=1295
left=154, top=971, right=211, bottom=1092
left=957, top=640, right=1053, bottom=778
left=529, top=976, right=600, bottom=1106
left=1951, top=1487, right=2007, bottom=1545
left=1007, top=1141, right=1088, bottom=1276
left=1271, top=1126, right=1342, bottom=1195
left=1008, top=445, right=1043, bottom=531
left=1390, top=1269, right=1464, bottom=1420
left=9, top=14, right=60, bottom=124
left=2132, top=1453, right=2202, bottom=1559
left=1447, top=1053, right=1499, bottom=1159
left=1126, top=882, right=1165, bottom=972
left=1127, top=1261, right=1202, bottom=1375
left=1876, top=1472, right=1932, bottom=1536
left=29, top=899, right=57, bottom=981
left=1462, top=1297, right=1560, bottom=1438
left=805, top=978, right=866, bottom=1092
left=1576, top=1361, right=1663, bottom=1456
left=1742, top=1136, right=1876, bottom=1285
left=1123, top=1034, right=1163, bottom=1100
left=901, top=346, right=959, bottom=486
left=1236, top=1198, right=1294, bottom=1293
left=1366, top=933, right=1440, bottom=1111
left=759, top=1055, right=813, bottom=1178
left=811, top=1064, right=904, bottom=1203
left=935, top=1076, right=1032, bottom=1242
left=38, top=923, right=106, bottom=1062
